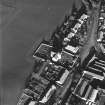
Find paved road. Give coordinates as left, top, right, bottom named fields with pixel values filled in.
left=1, top=0, right=81, bottom=105
left=80, top=4, right=100, bottom=63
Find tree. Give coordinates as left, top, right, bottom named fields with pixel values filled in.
left=71, top=2, right=78, bottom=16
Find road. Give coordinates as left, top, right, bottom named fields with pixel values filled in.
left=80, top=5, right=100, bottom=63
